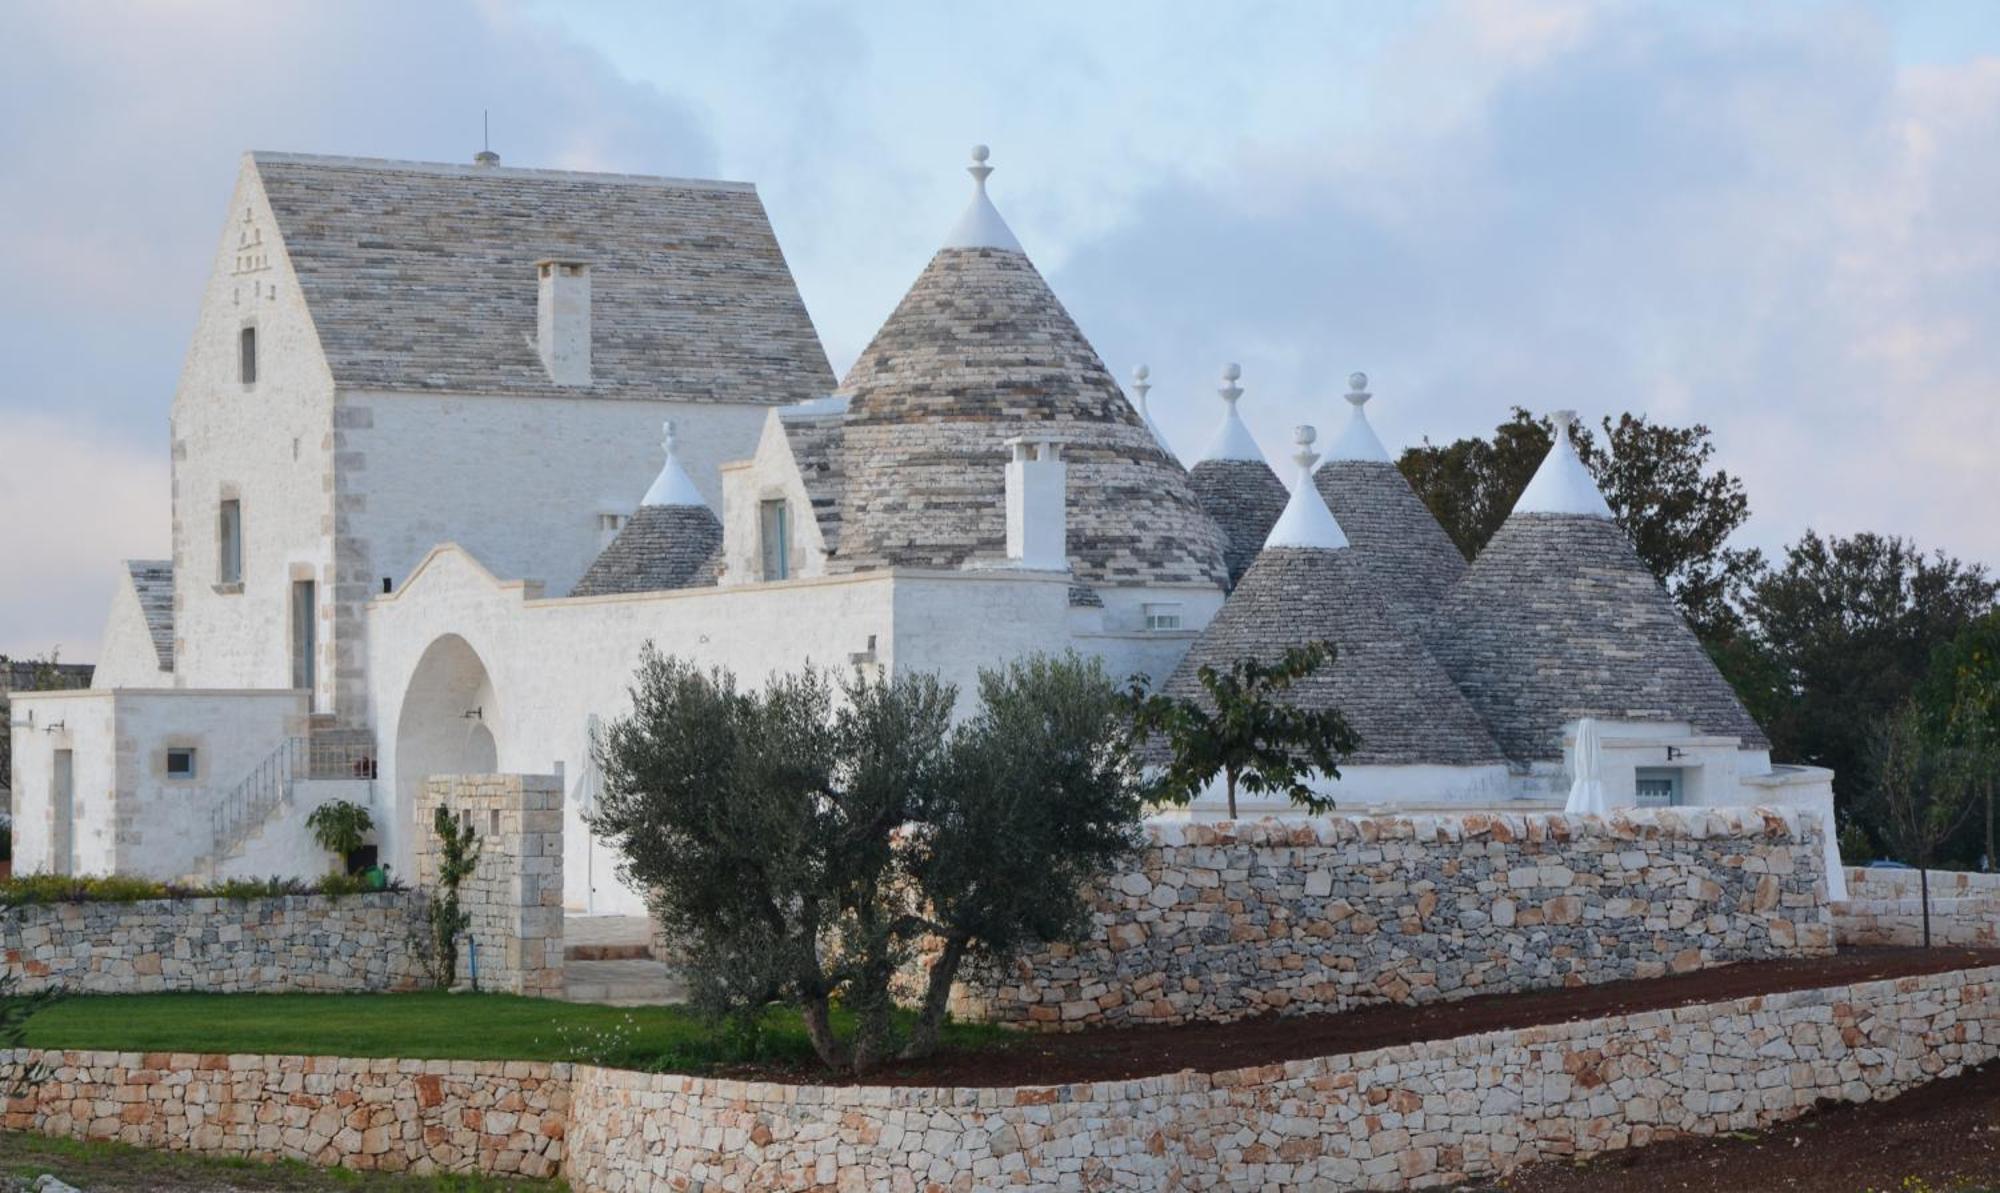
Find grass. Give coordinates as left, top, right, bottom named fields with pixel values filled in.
left=11, top=991, right=1009, bottom=1075
left=0, top=1130, right=564, bottom=1191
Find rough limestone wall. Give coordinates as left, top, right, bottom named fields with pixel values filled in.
left=0, top=1052, right=567, bottom=1178
left=1835, top=866, right=2000, bottom=947
left=0, top=894, right=425, bottom=995
left=955, top=807, right=1833, bottom=1030
left=564, top=965, right=2000, bottom=1193
left=416, top=775, right=564, bottom=998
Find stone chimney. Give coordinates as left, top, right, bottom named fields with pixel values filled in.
left=535, top=260, right=591, bottom=386
left=1004, top=437, right=1067, bottom=570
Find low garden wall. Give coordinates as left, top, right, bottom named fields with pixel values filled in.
left=954, top=807, right=1834, bottom=1030
left=0, top=893, right=427, bottom=995
left=0, top=1051, right=566, bottom=1178
left=1835, top=866, right=2000, bottom=947
left=563, top=964, right=1999, bottom=1192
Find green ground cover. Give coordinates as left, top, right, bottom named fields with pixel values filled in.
left=0, top=1130, right=563, bottom=1192
left=11, top=991, right=1006, bottom=1073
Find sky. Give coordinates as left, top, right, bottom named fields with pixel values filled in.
left=2, top=1, right=1997, bottom=658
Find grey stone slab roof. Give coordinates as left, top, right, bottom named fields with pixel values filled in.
left=829, top=247, right=1228, bottom=588
left=1426, top=512, right=1770, bottom=761
left=1188, top=458, right=1289, bottom=589
left=570, top=506, right=722, bottom=597
left=126, top=560, right=174, bottom=672
left=250, top=153, right=833, bottom=402
left=779, top=410, right=847, bottom=555
left=1313, top=459, right=1468, bottom=638
left=1161, top=547, right=1506, bottom=768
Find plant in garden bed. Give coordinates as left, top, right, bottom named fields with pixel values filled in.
left=590, top=648, right=1144, bottom=1075
left=305, top=799, right=375, bottom=874
left=0, top=873, right=397, bottom=907
left=419, top=805, right=480, bottom=991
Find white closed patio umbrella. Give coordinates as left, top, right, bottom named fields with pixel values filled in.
left=1565, top=718, right=1609, bottom=816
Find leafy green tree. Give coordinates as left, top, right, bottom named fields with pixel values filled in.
left=305, top=799, right=374, bottom=872
left=1128, top=641, right=1359, bottom=819
left=1399, top=410, right=1760, bottom=639
left=1866, top=701, right=1981, bottom=943
left=423, top=805, right=480, bottom=990
left=590, top=648, right=1144, bottom=1074
left=1731, top=532, right=1999, bottom=842
left=1917, top=611, right=2000, bottom=867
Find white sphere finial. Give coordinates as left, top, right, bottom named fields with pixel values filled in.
left=1222, top=362, right=1242, bottom=382
left=1348, top=372, right=1368, bottom=393
left=1218, top=363, right=1243, bottom=405
left=1291, top=424, right=1322, bottom=473
left=970, top=144, right=990, bottom=164
left=1133, top=363, right=1149, bottom=382
left=967, top=144, right=994, bottom=189
left=1294, top=424, right=1317, bottom=447
left=1131, top=364, right=1152, bottom=408
left=661, top=419, right=676, bottom=456
left=1552, top=409, right=1579, bottom=441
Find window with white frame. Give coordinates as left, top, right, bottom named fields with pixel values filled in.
left=165, top=747, right=197, bottom=779
left=1144, top=602, right=1184, bottom=632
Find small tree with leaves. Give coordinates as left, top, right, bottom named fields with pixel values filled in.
left=1868, top=701, right=1979, bottom=945
left=1128, top=641, right=1359, bottom=818
left=305, top=799, right=374, bottom=873
left=423, top=805, right=481, bottom=990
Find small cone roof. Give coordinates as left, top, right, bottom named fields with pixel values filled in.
left=1186, top=365, right=1288, bottom=588
left=573, top=422, right=721, bottom=596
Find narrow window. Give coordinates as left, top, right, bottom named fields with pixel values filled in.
left=239, top=326, right=257, bottom=384
left=759, top=499, right=791, bottom=581
left=166, top=748, right=197, bottom=779
left=1144, top=602, right=1184, bottom=632
left=218, top=499, right=243, bottom=585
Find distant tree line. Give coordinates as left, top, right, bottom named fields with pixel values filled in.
left=1402, top=410, right=2000, bottom=868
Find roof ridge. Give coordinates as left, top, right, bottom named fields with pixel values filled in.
left=248, top=150, right=757, bottom=194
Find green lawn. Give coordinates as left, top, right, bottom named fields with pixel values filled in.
left=0, top=1130, right=564, bottom=1191
left=11, top=991, right=1006, bottom=1074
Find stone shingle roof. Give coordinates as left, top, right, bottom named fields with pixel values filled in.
left=1163, top=547, right=1506, bottom=767
left=570, top=506, right=722, bottom=597
left=1188, top=459, right=1289, bottom=589
left=779, top=409, right=847, bottom=556
left=1313, top=459, right=1468, bottom=638
left=1426, top=512, right=1770, bottom=761
left=830, top=246, right=1227, bottom=588
left=250, top=153, right=833, bottom=402
left=126, top=560, right=174, bottom=672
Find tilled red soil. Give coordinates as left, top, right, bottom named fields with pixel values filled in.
left=1471, top=1057, right=2000, bottom=1192
left=750, top=947, right=2000, bottom=1088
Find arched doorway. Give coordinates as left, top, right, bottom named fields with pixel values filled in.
left=393, top=634, right=500, bottom=869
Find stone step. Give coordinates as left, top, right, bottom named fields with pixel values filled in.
left=560, top=959, right=685, bottom=1006
left=564, top=943, right=652, bottom=962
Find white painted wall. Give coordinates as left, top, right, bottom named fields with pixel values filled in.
left=9, top=691, right=117, bottom=876
left=719, top=411, right=832, bottom=583
left=90, top=571, right=172, bottom=690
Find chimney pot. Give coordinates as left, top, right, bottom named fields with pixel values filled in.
left=1004, top=436, right=1067, bottom=570
left=536, top=259, right=591, bottom=386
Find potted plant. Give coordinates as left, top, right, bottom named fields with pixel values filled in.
left=305, top=799, right=374, bottom=875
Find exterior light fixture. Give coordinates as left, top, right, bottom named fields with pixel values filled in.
left=462, top=707, right=483, bottom=721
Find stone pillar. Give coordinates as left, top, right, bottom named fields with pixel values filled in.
left=416, top=774, right=565, bottom=998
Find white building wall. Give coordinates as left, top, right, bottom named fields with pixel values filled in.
left=90, top=572, right=172, bottom=689
left=169, top=161, right=337, bottom=706
left=719, top=412, right=832, bottom=583
left=9, top=691, right=117, bottom=876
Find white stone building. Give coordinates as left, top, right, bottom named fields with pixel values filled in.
left=9, top=146, right=1840, bottom=915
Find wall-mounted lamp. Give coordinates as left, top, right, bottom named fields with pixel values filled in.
left=42, top=719, right=66, bottom=734
left=1665, top=745, right=1686, bottom=762
left=462, top=707, right=483, bottom=721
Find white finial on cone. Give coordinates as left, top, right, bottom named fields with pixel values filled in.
left=944, top=143, right=1023, bottom=252
left=1514, top=409, right=1613, bottom=519
left=1196, top=363, right=1265, bottom=463
left=640, top=418, right=708, bottom=509
left=1326, top=368, right=1392, bottom=463
left=1264, top=423, right=1350, bottom=549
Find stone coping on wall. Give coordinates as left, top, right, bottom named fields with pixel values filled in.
left=1835, top=866, right=2000, bottom=948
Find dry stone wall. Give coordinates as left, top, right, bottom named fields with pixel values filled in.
left=0, top=893, right=425, bottom=995
left=1835, top=866, right=2000, bottom=947
left=415, top=775, right=564, bottom=998
left=955, top=807, right=1833, bottom=1030
left=0, top=1051, right=566, bottom=1178
left=564, top=964, right=1999, bottom=1192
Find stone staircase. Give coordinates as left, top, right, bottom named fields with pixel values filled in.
left=184, top=719, right=377, bottom=883
left=560, top=916, right=685, bottom=1005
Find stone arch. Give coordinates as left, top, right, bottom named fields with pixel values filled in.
left=393, top=634, right=500, bottom=867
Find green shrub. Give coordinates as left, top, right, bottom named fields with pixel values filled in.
left=0, top=872, right=400, bottom=907
left=305, top=800, right=374, bottom=870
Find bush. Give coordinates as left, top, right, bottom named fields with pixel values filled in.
left=305, top=800, right=375, bottom=871
left=0, top=872, right=400, bottom=907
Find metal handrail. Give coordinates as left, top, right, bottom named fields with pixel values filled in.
left=206, top=734, right=378, bottom=856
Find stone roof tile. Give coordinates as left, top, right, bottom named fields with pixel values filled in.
left=126, top=560, right=174, bottom=672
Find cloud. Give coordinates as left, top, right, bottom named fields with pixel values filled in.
left=1053, top=2, right=2000, bottom=566
left=0, top=417, right=169, bottom=659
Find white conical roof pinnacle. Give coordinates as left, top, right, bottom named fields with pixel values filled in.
left=1513, top=409, right=1614, bottom=519
left=942, top=144, right=1025, bottom=253
left=1324, top=370, right=1393, bottom=463
left=1265, top=425, right=1351, bottom=549
left=640, top=420, right=709, bottom=509
left=1195, top=363, right=1270, bottom=464
left=1130, top=363, right=1175, bottom=459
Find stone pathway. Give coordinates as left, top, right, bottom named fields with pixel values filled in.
left=561, top=915, right=684, bottom=1005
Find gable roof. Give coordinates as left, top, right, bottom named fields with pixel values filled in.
left=249, top=152, right=833, bottom=402
left=779, top=404, right=848, bottom=556
left=1163, top=546, right=1506, bottom=768
left=828, top=158, right=1227, bottom=588
left=127, top=560, right=175, bottom=672
left=1426, top=511, right=1769, bottom=761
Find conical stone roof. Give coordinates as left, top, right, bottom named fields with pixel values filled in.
left=1312, top=375, right=1467, bottom=635
left=572, top=421, right=723, bottom=596
left=1426, top=413, right=1768, bottom=761
left=829, top=151, right=1226, bottom=588
left=1187, top=366, right=1287, bottom=588
left=1163, top=429, right=1505, bottom=768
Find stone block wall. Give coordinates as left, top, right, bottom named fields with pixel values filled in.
left=415, top=775, right=564, bottom=998
left=0, top=893, right=425, bottom=995
left=1835, top=866, right=2000, bottom=947
left=955, top=807, right=1833, bottom=1030
left=564, top=964, right=1999, bottom=1192
left=1, top=1051, right=566, bottom=1178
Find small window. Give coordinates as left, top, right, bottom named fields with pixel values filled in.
left=166, top=748, right=197, bottom=779
left=759, top=499, right=791, bottom=581
left=239, top=326, right=257, bottom=385
left=218, top=499, right=243, bottom=585
left=1144, top=603, right=1184, bottom=632
left=598, top=513, right=626, bottom=534
left=1636, top=767, right=1683, bottom=808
